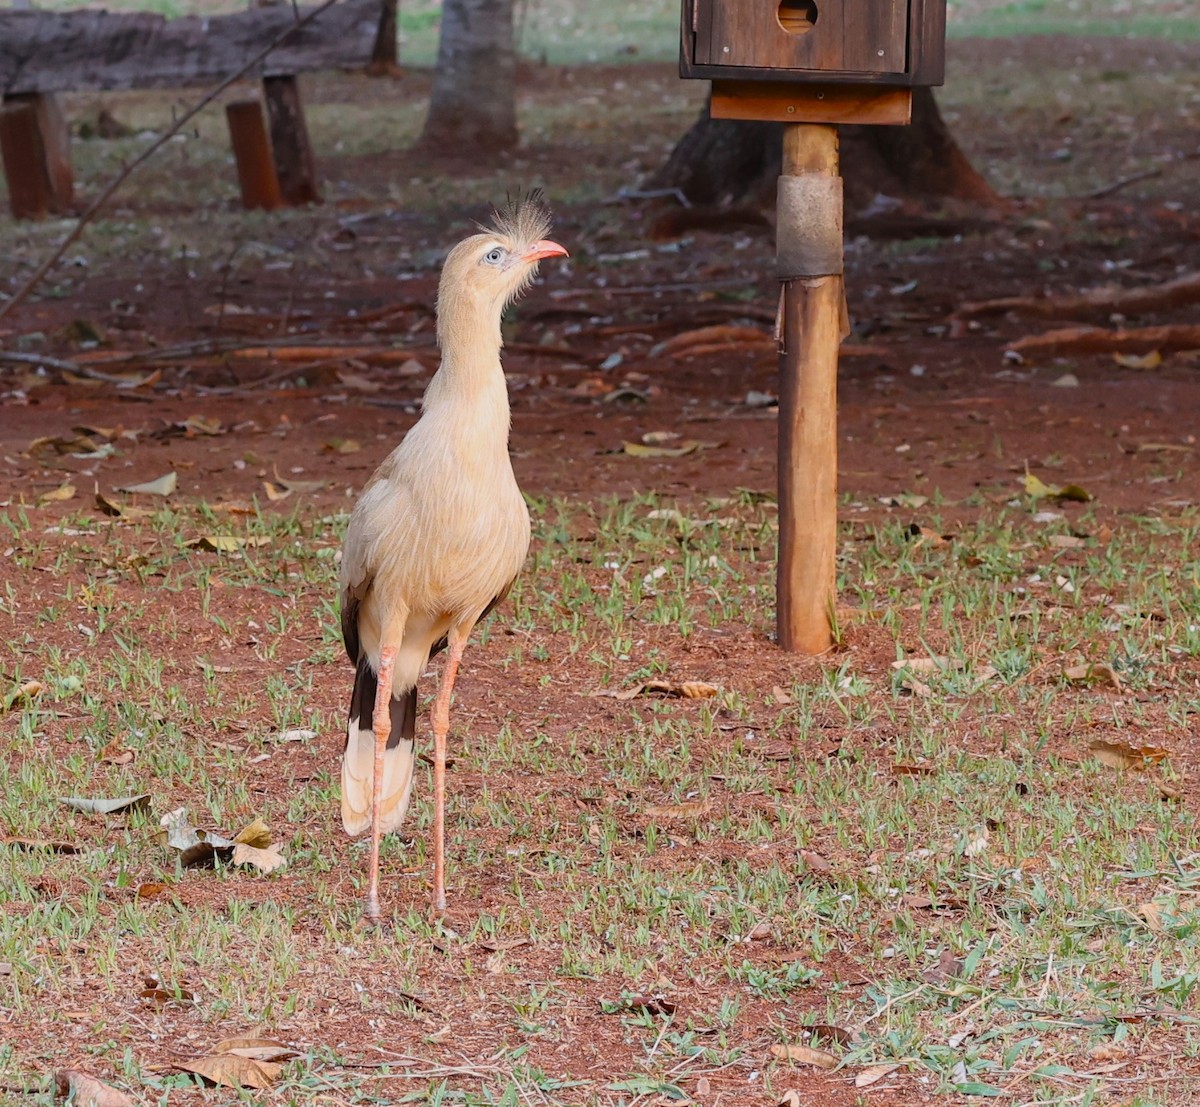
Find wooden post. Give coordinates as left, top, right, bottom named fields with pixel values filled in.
left=0, top=93, right=74, bottom=220
left=225, top=99, right=283, bottom=211
left=263, top=75, right=321, bottom=205
left=776, top=124, right=842, bottom=654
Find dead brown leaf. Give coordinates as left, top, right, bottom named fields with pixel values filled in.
left=53, top=1070, right=136, bottom=1107
left=3, top=679, right=44, bottom=713
left=231, top=842, right=286, bottom=874
left=893, top=763, right=934, bottom=777
left=604, top=679, right=720, bottom=700
left=1065, top=662, right=1123, bottom=691
left=645, top=798, right=712, bottom=819
left=98, top=737, right=135, bottom=766
left=213, top=1038, right=301, bottom=1063
left=770, top=1043, right=838, bottom=1070
left=855, top=1063, right=901, bottom=1088
left=922, top=947, right=963, bottom=984
left=799, top=849, right=832, bottom=874
left=1088, top=738, right=1169, bottom=772
left=1135, top=902, right=1166, bottom=934
left=808, top=1024, right=854, bottom=1047
left=140, top=978, right=197, bottom=1008
left=3, top=836, right=82, bottom=854
left=135, top=882, right=170, bottom=900
left=177, top=1054, right=281, bottom=1090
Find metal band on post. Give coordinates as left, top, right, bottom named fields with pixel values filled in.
left=776, top=174, right=843, bottom=279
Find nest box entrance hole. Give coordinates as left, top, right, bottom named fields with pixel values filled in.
left=777, top=0, right=818, bottom=35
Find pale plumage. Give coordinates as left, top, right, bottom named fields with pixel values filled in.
left=338, top=193, right=568, bottom=917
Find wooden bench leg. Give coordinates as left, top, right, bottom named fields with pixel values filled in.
left=225, top=99, right=283, bottom=211
left=263, top=75, right=321, bottom=206
left=0, top=93, right=74, bottom=220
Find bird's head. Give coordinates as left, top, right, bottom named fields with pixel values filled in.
left=436, top=192, right=569, bottom=344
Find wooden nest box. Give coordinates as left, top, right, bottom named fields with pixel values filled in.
left=680, top=0, right=946, bottom=124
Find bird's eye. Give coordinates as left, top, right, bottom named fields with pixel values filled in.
left=484, top=247, right=505, bottom=265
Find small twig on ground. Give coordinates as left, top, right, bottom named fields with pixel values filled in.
left=0, top=349, right=151, bottom=385
left=0, top=0, right=343, bottom=322
left=1084, top=167, right=1162, bottom=199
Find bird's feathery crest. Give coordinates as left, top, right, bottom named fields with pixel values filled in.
left=480, top=190, right=553, bottom=251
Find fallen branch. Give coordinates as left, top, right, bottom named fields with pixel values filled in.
left=0, top=349, right=157, bottom=385
left=0, top=0, right=343, bottom=321
left=1007, top=323, right=1200, bottom=360
left=953, top=271, right=1200, bottom=331
left=1085, top=167, right=1162, bottom=200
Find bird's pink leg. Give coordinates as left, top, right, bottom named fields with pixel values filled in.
left=365, top=644, right=397, bottom=920
left=430, top=629, right=467, bottom=915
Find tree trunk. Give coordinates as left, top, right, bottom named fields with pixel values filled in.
left=417, top=0, right=517, bottom=156
left=649, top=88, right=1000, bottom=214
left=368, top=0, right=398, bottom=75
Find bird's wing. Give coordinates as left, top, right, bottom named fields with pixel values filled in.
left=338, top=469, right=399, bottom=664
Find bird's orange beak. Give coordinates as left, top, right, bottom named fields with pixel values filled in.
left=523, top=239, right=569, bottom=263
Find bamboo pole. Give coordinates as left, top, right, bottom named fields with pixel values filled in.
left=776, top=123, right=842, bottom=654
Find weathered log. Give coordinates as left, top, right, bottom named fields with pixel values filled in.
left=955, top=272, right=1200, bottom=328
left=1007, top=324, right=1200, bottom=360
left=225, top=99, right=283, bottom=211
left=263, top=75, right=320, bottom=205
left=0, top=0, right=377, bottom=94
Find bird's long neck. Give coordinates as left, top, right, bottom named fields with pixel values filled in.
left=423, top=294, right=512, bottom=445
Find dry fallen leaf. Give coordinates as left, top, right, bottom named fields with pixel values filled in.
left=59, top=793, right=150, bottom=816
left=623, top=439, right=708, bottom=458
left=336, top=369, right=384, bottom=392
left=645, top=798, right=712, bottom=819
left=922, top=947, right=963, bottom=984
left=800, top=848, right=832, bottom=874
left=1064, top=662, right=1122, bottom=690
left=770, top=1043, right=838, bottom=1070
left=323, top=437, right=361, bottom=454
left=212, top=1038, right=301, bottom=1063
left=1113, top=350, right=1162, bottom=370
left=177, top=1053, right=281, bottom=1090
left=117, top=471, right=177, bottom=497
left=777, top=1092, right=802, bottom=1107
left=189, top=535, right=272, bottom=553
left=233, top=817, right=272, bottom=849
left=140, top=976, right=197, bottom=1008
left=604, top=679, right=720, bottom=700
left=1135, top=901, right=1166, bottom=934
left=1088, top=738, right=1169, bottom=772
left=54, top=1070, right=136, bottom=1107
left=98, top=737, right=135, bottom=766
left=855, top=1063, right=901, bottom=1088
left=136, top=882, right=170, bottom=899
left=232, top=842, right=286, bottom=874
left=37, top=482, right=77, bottom=505
left=94, top=493, right=152, bottom=519
left=2, top=679, right=43, bottom=713
left=890, top=656, right=964, bottom=675
left=3, top=835, right=82, bottom=854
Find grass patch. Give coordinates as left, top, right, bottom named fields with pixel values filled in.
left=2, top=489, right=1198, bottom=1101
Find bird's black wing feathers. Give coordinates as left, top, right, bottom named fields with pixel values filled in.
left=340, top=590, right=362, bottom=665
left=347, top=654, right=417, bottom=751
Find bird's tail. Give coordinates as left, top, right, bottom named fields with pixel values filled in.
left=341, top=656, right=418, bottom=837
